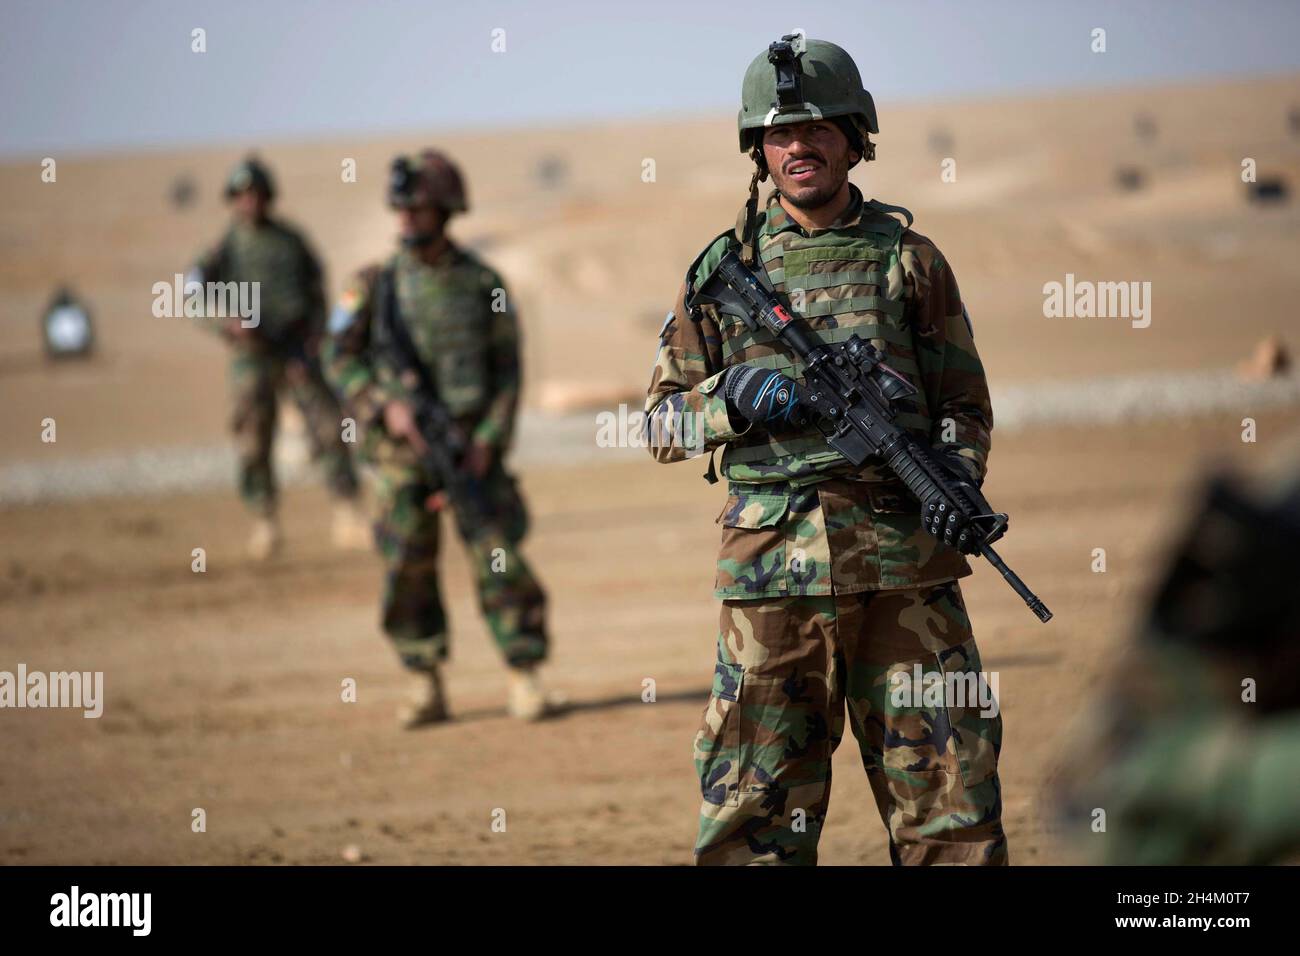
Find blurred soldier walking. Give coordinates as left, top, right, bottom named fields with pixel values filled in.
left=190, top=156, right=368, bottom=559
left=645, top=36, right=1008, bottom=865
left=323, top=150, right=558, bottom=725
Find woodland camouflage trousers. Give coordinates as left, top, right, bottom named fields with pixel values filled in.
left=694, top=581, right=1008, bottom=865
left=229, top=349, right=359, bottom=515
left=368, top=461, right=548, bottom=671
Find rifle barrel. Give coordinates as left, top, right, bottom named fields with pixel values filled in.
left=979, top=542, right=1053, bottom=622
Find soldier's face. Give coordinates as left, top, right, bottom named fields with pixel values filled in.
left=397, top=204, right=445, bottom=242
left=763, top=121, right=858, bottom=210
left=231, top=190, right=268, bottom=223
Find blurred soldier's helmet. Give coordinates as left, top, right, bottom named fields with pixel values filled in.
left=738, top=35, right=878, bottom=164
left=224, top=156, right=276, bottom=200
left=388, top=149, right=469, bottom=215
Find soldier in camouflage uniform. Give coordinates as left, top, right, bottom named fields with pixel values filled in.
left=323, top=150, right=558, bottom=725
left=1058, top=439, right=1300, bottom=864
left=645, top=37, right=1007, bottom=865
left=191, top=156, right=367, bottom=559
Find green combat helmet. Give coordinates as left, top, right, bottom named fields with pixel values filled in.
left=738, top=34, right=878, bottom=154
left=735, top=35, right=879, bottom=261
left=224, top=155, right=276, bottom=200
left=387, top=149, right=468, bottom=215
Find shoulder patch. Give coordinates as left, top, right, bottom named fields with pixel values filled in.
left=328, top=287, right=364, bottom=335
left=658, top=310, right=677, bottom=342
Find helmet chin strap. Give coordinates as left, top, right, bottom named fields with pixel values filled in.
left=740, top=144, right=770, bottom=267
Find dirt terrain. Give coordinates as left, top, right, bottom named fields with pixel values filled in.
left=2, top=75, right=1299, bottom=864
left=4, top=412, right=1297, bottom=865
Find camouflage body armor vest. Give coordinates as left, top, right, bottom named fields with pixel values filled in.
left=389, top=248, right=493, bottom=418
left=698, top=194, right=931, bottom=486
left=219, top=221, right=315, bottom=345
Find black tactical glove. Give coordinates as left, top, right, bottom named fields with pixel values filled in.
left=921, top=451, right=994, bottom=555
left=922, top=491, right=978, bottom=553
left=722, top=365, right=811, bottom=430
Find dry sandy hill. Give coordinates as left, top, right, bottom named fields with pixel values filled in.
left=1, top=74, right=1297, bottom=465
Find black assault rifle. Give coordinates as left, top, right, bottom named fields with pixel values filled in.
left=690, top=250, right=1052, bottom=623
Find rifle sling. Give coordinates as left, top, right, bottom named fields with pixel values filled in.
left=376, top=265, right=441, bottom=399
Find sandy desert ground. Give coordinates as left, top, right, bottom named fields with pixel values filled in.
left=1, top=75, right=1299, bottom=864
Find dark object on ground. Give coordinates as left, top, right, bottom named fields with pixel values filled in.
left=1114, top=166, right=1144, bottom=192
left=927, top=127, right=954, bottom=157
left=1133, top=112, right=1158, bottom=142
left=169, top=174, right=197, bottom=209
left=1247, top=177, right=1290, bottom=205
left=535, top=156, right=568, bottom=191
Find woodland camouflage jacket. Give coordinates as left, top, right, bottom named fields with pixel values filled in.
left=644, top=186, right=994, bottom=599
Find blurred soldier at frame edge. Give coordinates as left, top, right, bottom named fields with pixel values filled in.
left=1057, top=435, right=1300, bottom=865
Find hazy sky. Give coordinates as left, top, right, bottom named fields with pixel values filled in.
left=2, top=0, right=1298, bottom=156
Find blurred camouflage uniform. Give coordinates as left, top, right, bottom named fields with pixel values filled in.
left=192, top=158, right=359, bottom=518
left=1058, top=442, right=1300, bottom=864
left=322, top=175, right=547, bottom=674
left=645, top=37, right=1006, bottom=865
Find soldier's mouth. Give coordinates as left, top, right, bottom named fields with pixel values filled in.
left=785, top=159, right=823, bottom=182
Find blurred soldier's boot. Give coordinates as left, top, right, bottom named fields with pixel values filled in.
left=403, top=664, right=449, bottom=728
left=506, top=662, right=565, bottom=721
left=331, top=498, right=371, bottom=551
left=247, top=514, right=282, bottom=561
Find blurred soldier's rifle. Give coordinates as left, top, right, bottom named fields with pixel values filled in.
left=690, top=249, right=1052, bottom=623
left=373, top=266, right=493, bottom=542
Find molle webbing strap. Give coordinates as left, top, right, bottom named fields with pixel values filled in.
left=760, top=242, right=890, bottom=266
left=800, top=295, right=905, bottom=319
left=764, top=267, right=884, bottom=288
left=725, top=435, right=838, bottom=463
